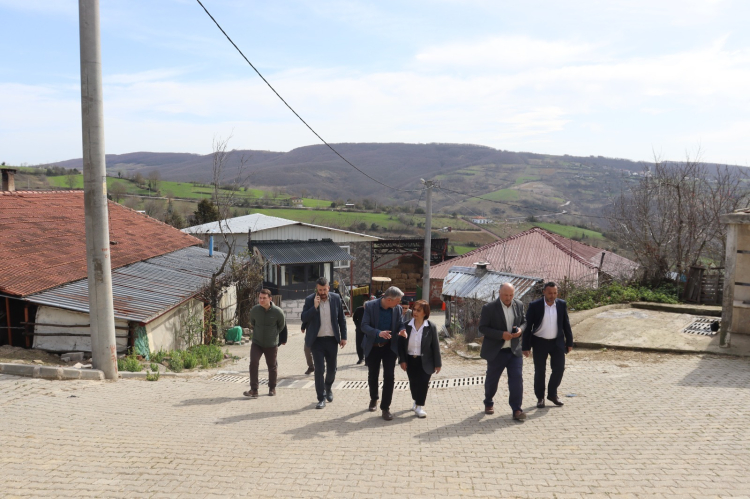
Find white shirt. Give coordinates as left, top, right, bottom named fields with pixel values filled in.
left=534, top=300, right=558, bottom=340
left=317, top=298, right=334, bottom=337
left=407, top=319, right=429, bottom=356
left=501, top=301, right=515, bottom=349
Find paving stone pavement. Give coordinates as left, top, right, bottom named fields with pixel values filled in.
left=1, top=326, right=749, bottom=498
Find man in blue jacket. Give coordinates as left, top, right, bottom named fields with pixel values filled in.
left=522, top=282, right=574, bottom=408
left=361, top=286, right=407, bottom=421
left=301, top=277, right=347, bottom=409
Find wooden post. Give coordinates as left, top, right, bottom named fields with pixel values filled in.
left=5, top=297, right=11, bottom=346
left=23, top=304, right=30, bottom=348
left=128, top=322, right=135, bottom=350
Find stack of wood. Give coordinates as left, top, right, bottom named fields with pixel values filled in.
left=373, top=265, right=423, bottom=291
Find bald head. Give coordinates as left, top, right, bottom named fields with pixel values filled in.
left=499, top=283, right=515, bottom=307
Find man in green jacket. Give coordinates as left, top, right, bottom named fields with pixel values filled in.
left=244, top=289, right=286, bottom=398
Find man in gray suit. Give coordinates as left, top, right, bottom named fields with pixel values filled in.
left=361, top=286, right=407, bottom=421
left=300, top=277, right=347, bottom=409
left=479, top=282, right=527, bottom=421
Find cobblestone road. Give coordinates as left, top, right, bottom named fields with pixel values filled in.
left=1, top=329, right=749, bottom=498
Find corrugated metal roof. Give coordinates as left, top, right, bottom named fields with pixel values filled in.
left=431, top=227, right=637, bottom=285
left=183, top=212, right=378, bottom=240
left=0, top=190, right=201, bottom=297
left=24, top=247, right=226, bottom=323
left=252, top=240, right=355, bottom=265
left=441, top=266, right=543, bottom=302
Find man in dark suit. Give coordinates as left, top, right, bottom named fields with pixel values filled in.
left=352, top=298, right=368, bottom=365
left=300, top=277, right=347, bottom=409
left=361, top=286, right=407, bottom=421
left=522, top=281, right=573, bottom=408
left=479, top=283, right=527, bottom=421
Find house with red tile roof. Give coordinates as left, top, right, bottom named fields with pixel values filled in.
left=429, top=227, right=639, bottom=302
left=1, top=181, right=234, bottom=354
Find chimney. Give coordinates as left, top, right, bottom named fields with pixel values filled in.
left=473, top=261, right=490, bottom=277
left=1, top=168, right=17, bottom=192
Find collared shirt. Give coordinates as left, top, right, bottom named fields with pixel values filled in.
left=501, top=301, right=515, bottom=349
left=317, top=297, right=334, bottom=337
left=534, top=300, right=558, bottom=340
left=376, top=300, right=393, bottom=345
left=407, top=319, right=429, bottom=356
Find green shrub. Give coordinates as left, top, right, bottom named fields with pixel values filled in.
left=182, top=352, right=198, bottom=370
left=150, top=363, right=159, bottom=372
left=189, top=344, right=224, bottom=368
left=146, top=371, right=160, bottom=381
left=118, top=354, right=142, bottom=373
left=566, top=282, right=680, bottom=311
left=151, top=350, right=167, bottom=363
left=169, top=351, right=184, bottom=373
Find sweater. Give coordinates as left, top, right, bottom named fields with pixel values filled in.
left=249, top=303, right=286, bottom=348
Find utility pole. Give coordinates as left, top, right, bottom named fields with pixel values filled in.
left=421, top=179, right=437, bottom=301
left=79, top=0, right=118, bottom=380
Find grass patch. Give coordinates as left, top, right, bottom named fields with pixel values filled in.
left=533, top=222, right=605, bottom=240
left=514, top=175, right=539, bottom=185
left=483, top=188, right=519, bottom=201
left=566, top=282, right=680, bottom=311
left=450, top=245, right=475, bottom=255
left=146, top=371, right=160, bottom=381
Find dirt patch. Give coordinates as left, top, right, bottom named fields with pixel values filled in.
left=0, top=345, right=67, bottom=366
left=571, top=347, right=691, bottom=364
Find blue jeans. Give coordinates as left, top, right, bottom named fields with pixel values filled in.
left=484, top=349, right=523, bottom=413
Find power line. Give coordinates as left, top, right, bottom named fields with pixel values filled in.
left=195, top=0, right=419, bottom=193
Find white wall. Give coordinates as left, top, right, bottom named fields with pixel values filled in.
left=145, top=299, right=204, bottom=352
left=32, top=307, right=129, bottom=353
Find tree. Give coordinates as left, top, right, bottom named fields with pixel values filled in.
left=163, top=199, right=185, bottom=229
left=143, top=199, right=164, bottom=219
left=133, top=172, right=145, bottom=189
left=147, top=170, right=161, bottom=194
left=65, top=171, right=77, bottom=189
left=109, top=182, right=127, bottom=203
left=193, top=199, right=220, bottom=225
left=606, top=152, right=749, bottom=284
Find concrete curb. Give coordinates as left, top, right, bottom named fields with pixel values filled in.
left=0, top=362, right=105, bottom=381
left=631, top=302, right=722, bottom=317
left=574, top=341, right=748, bottom=357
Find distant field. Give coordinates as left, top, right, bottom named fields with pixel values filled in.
left=450, top=245, right=476, bottom=255
left=245, top=209, right=474, bottom=231
left=515, top=175, right=540, bottom=185
left=47, top=175, right=329, bottom=207
left=534, top=222, right=605, bottom=240
left=483, top=188, right=519, bottom=201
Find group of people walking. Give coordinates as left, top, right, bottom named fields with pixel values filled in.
left=244, top=277, right=573, bottom=422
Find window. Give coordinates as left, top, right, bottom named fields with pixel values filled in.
left=334, top=245, right=351, bottom=269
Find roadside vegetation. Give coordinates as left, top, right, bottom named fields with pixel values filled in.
left=117, top=344, right=229, bottom=374
left=564, top=282, right=680, bottom=311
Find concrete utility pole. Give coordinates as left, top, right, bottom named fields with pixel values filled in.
left=421, top=179, right=438, bottom=301
left=79, top=0, right=118, bottom=380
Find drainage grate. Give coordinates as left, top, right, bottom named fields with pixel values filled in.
left=210, top=374, right=266, bottom=385
left=211, top=374, right=488, bottom=389
left=682, top=318, right=719, bottom=336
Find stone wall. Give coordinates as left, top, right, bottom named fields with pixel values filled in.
left=280, top=298, right=306, bottom=322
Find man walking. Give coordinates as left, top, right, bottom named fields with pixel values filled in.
left=361, top=286, right=407, bottom=421
left=479, top=283, right=527, bottom=421
left=244, top=289, right=286, bottom=398
left=301, top=321, right=314, bottom=375
left=522, top=282, right=574, bottom=408
left=352, top=299, right=367, bottom=365
left=301, top=277, right=347, bottom=409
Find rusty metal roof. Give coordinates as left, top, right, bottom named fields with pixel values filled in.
left=441, top=266, right=543, bottom=302
left=431, top=227, right=637, bottom=285
left=24, top=247, right=226, bottom=323
left=0, top=190, right=202, bottom=297
left=252, top=239, right=354, bottom=265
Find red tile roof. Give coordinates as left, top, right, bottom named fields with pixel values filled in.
left=0, top=191, right=202, bottom=297
left=431, top=227, right=638, bottom=285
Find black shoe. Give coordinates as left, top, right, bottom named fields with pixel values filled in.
left=356, top=359, right=364, bottom=365
left=547, top=396, right=564, bottom=406
left=305, top=367, right=314, bottom=375
left=316, top=400, right=326, bottom=409
left=537, top=399, right=545, bottom=408
left=382, top=410, right=393, bottom=421
left=369, top=399, right=377, bottom=412
left=325, top=390, right=333, bottom=402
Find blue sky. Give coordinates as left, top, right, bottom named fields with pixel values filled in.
left=2, top=0, right=750, bottom=166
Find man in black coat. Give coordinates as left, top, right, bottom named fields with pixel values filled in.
left=522, top=281, right=574, bottom=408
left=478, top=282, right=527, bottom=421
left=300, top=277, right=347, bottom=409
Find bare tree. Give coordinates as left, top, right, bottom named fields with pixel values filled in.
left=143, top=198, right=165, bottom=219
left=109, top=181, right=127, bottom=203
left=147, top=170, right=161, bottom=194
left=606, top=152, right=749, bottom=284
left=65, top=171, right=77, bottom=189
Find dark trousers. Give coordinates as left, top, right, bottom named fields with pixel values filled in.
left=532, top=338, right=566, bottom=400
left=249, top=343, right=277, bottom=391
left=406, top=356, right=432, bottom=406
left=366, top=343, right=396, bottom=410
left=311, top=337, right=338, bottom=401
left=355, top=328, right=365, bottom=361
left=484, top=349, right=523, bottom=412
left=304, top=345, right=314, bottom=369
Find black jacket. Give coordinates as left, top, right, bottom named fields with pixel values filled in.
left=478, top=298, right=527, bottom=360
left=522, top=298, right=573, bottom=353
left=398, top=320, right=442, bottom=374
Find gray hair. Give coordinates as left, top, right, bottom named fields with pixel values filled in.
left=382, top=286, right=404, bottom=300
